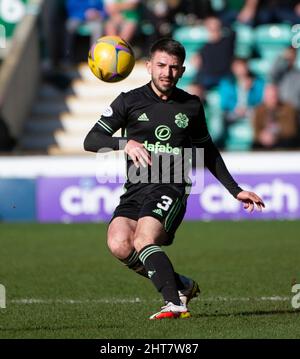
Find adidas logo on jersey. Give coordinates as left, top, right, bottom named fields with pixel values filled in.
left=137, top=113, right=149, bottom=121
left=153, top=208, right=163, bottom=216
left=147, top=270, right=156, bottom=278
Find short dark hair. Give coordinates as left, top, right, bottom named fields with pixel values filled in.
left=150, top=38, right=186, bottom=64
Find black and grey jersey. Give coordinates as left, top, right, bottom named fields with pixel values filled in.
left=84, top=83, right=242, bottom=197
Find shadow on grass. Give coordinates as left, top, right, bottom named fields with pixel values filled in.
left=194, top=309, right=300, bottom=318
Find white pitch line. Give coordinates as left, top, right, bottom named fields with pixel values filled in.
left=203, top=296, right=290, bottom=302
left=9, top=298, right=145, bottom=305
left=9, top=296, right=290, bottom=305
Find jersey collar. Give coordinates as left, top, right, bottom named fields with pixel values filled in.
left=146, top=82, right=177, bottom=103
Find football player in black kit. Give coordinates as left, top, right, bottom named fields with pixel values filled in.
left=84, top=38, right=265, bottom=319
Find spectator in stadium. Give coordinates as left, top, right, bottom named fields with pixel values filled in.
left=104, top=0, right=140, bottom=43
left=65, top=0, right=105, bottom=64
left=173, top=0, right=213, bottom=25
left=188, top=16, right=235, bottom=101
left=139, top=0, right=184, bottom=56
left=269, top=46, right=300, bottom=112
left=42, top=0, right=66, bottom=70
left=211, top=0, right=300, bottom=26
left=41, top=0, right=71, bottom=90
left=218, top=57, right=265, bottom=148
left=252, top=84, right=298, bottom=149
left=210, top=0, right=259, bottom=26
left=254, top=0, right=300, bottom=25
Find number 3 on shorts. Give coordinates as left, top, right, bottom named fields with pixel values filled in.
left=157, top=195, right=173, bottom=211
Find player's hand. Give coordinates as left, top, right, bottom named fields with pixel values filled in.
left=124, top=140, right=152, bottom=168
left=236, top=191, right=265, bottom=213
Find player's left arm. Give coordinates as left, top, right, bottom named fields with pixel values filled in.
left=190, top=102, right=265, bottom=212
left=203, top=139, right=265, bottom=212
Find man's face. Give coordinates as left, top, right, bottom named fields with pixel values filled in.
left=232, top=60, right=248, bottom=78
left=146, top=51, right=185, bottom=95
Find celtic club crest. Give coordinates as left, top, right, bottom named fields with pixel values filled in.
left=175, top=113, right=189, bottom=128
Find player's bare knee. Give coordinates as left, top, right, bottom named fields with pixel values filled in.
left=107, top=235, right=132, bottom=259
left=107, top=226, right=132, bottom=259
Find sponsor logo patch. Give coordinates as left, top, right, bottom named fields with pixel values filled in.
left=155, top=125, right=171, bottom=141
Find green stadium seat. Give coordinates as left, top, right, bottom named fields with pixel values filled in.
left=77, top=23, right=93, bottom=36
left=177, top=52, right=198, bottom=88
left=233, top=23, right=254, bottom=58
left=225, top=118, right=253, bottom=151
left=249, top=58, right=269, bottom=79
left=205, top=90, right=223, bottom=142
left=296, top=49, right=300, bottom=68
left=254, top=23, right=292, bottom=61
left=173, top=26, right=208, bottom=53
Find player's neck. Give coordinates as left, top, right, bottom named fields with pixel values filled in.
left=150, top=81, right=173, bottom=101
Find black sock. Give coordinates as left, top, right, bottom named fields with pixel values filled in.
left=139, top=244, right=181, bottom=305
left=174, top=273, right=187, bottom=291
left=120, top=250, right=148, bottom=278
left=121, top=250, right=189, bottom=290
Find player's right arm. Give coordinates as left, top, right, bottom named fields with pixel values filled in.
left=84, top=93, right=127, bottom=152
left=84, top=93, right=151, bottom=167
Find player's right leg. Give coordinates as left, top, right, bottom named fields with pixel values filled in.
left=107, top=216, right=147, bottom=276
left=134, top=216, right=190, bottom=319
left=107, top=216, right=136, bottom=259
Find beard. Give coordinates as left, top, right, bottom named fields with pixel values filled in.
left=152, top=76, right=178, bottom=94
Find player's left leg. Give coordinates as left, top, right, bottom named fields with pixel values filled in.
left=133, top=216, right=190, bottom=319
left=121, top=250, right=200, bottom=305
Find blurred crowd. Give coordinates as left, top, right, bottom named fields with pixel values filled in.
left=37, top=1, right=300, bottom=151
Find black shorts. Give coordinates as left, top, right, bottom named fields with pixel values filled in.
left=111, top=183, right=188, bottom=245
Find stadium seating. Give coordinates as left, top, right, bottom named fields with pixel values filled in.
left=173, top=25, right=209, bottom=54
left=205, top=89, right=254, bottom=151
left=246, top=24, right=293, bottom=80
left=175, top=23, right=256, bottom=87
left=233, top=23, right=254, bottom=59
left=174, top=26, right=209, bottom=88
left=248, top=58, right=270, bottom=79
left=254, top=23, right=292, bottom=60
left=77, top=23, right=95, bottom=37
left=18, top=12, right=298, bottom=153
left=205, top=89, right=223, bottom=142
left=177, top=53, right=198, bottom=88
left=225, top=118, right=253, bottom=151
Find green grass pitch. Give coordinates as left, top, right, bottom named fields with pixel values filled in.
left=0, top=221, right=299, bottom=339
